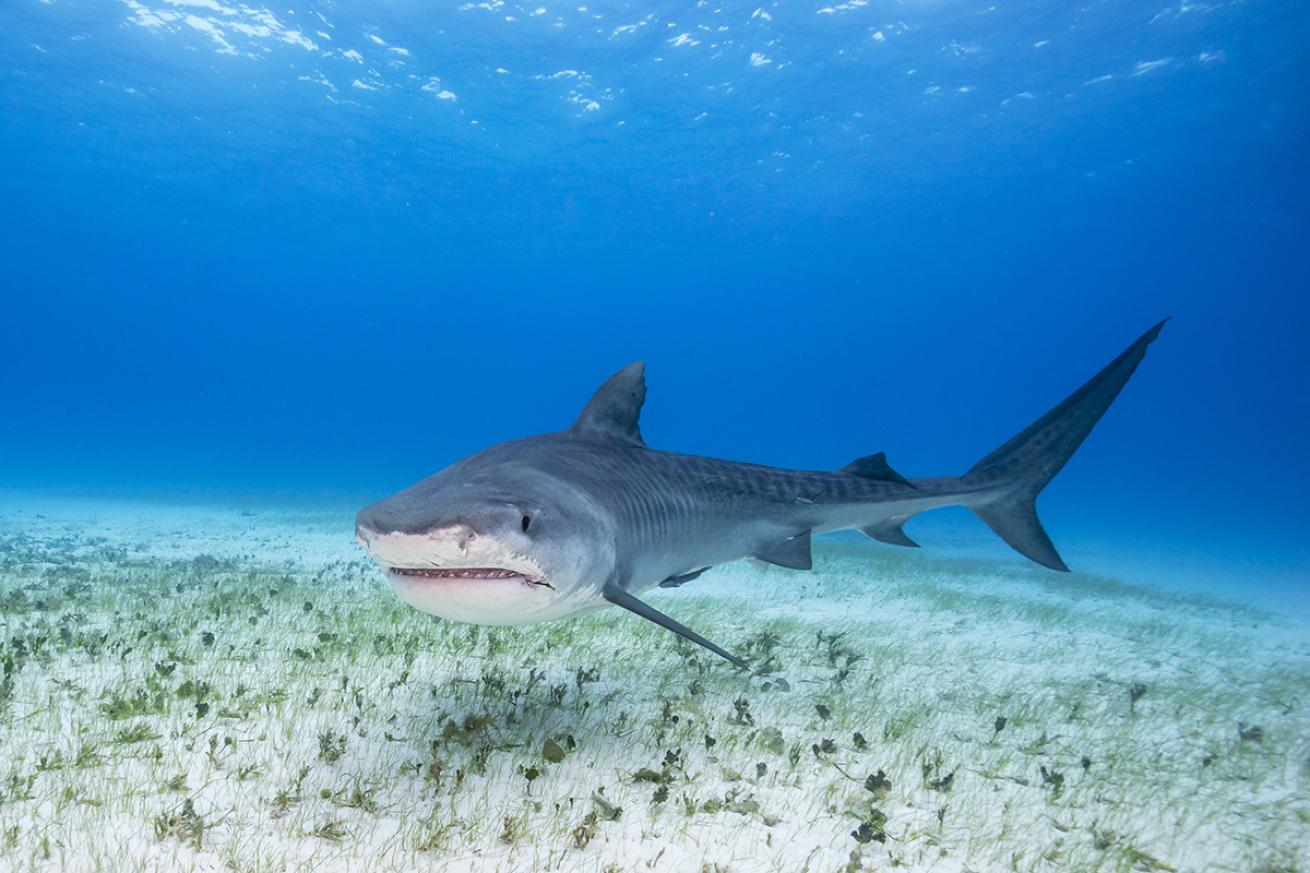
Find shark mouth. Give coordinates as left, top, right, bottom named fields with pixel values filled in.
left=388, top=567, right=553, bottom=589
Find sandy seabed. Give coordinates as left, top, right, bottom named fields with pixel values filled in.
left=0, top=496, right=1306, bottom=873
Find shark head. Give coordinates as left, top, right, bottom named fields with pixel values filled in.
left=355, top=446, right=617, bottom=626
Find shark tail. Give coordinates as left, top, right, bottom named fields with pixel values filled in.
left=956, top=319, right=1168, bottom=571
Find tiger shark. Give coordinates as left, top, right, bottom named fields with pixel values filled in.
left=356, top=321, right=1166, bottom=667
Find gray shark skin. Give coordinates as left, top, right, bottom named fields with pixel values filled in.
left=356, top=321, right=1166, bottom=668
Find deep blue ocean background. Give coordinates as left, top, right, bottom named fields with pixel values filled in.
left=1, top=1, right=1306, bottom=599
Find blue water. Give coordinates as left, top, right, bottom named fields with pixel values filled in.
left=2, top=1, right=1306, bottom=596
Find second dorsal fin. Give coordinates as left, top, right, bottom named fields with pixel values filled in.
left=841, top=451, right=912, bottom=487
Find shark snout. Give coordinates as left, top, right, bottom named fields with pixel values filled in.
left=356, top=522, right=480, bottom=567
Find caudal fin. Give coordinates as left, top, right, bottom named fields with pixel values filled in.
left=962, top=320, right=1168, bottom=571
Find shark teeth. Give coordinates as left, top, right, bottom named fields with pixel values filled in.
left=393, top=567, right=520, bottom=579
left=389, top=567, right=550, bottom=587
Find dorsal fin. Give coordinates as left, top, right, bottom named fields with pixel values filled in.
left=572, top=362, right=647, bottom=446
left=841, top=451, right=913, bottom=487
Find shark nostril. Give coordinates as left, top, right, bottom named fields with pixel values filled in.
left=433, top=524, right=478, bottom=553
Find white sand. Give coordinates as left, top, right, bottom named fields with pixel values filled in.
left=0, top=494, right=1306, bottom=872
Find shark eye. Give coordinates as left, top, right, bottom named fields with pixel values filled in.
left=521, top=514, right=532, bottom=532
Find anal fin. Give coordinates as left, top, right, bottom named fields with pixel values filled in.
left=860, top=516, right=919, bottom=548
left=754, top=530, right=812, bottom=570
left=603, top=585, right=746, bottom=668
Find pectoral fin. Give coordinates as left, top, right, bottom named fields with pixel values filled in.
left=603, top=585, right=746, bottom=668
